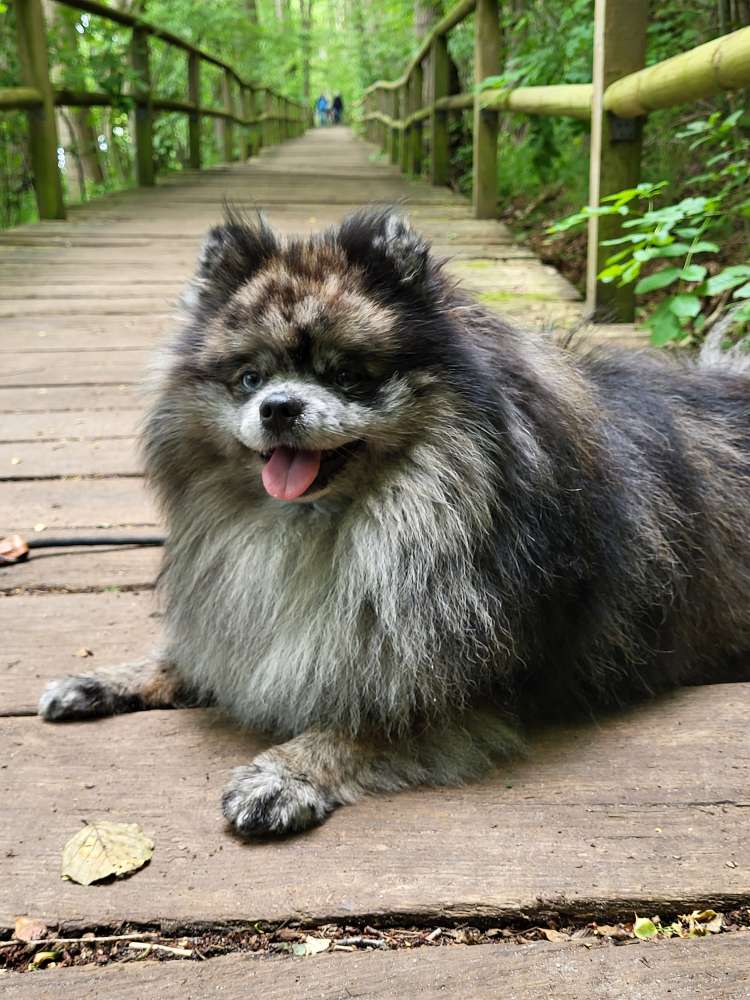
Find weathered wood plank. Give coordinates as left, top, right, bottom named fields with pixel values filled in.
left=0, top=439, right=140, bottom=478
left=0, top=542, right=159, bottom=595
left=0, top=685, right=748, bottom=926
left=0, top=385, right=140, bottom=413
left=0, top=317, right=170, bottom=353
left=1, top=591, right=160, bottom=715
left=2, top=936, right=749, bottom=1000
left=0, top=299, right=173, bottom=319
left=0, top=477, right=155, bottom=532
left=0, top=351, right=149, bottom=386
left=1, top=409, right=141, bottom=443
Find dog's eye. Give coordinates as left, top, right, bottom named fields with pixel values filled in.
left=334, top=370, right=354, bottom=387
left=240, top=371, right=263, bottom=392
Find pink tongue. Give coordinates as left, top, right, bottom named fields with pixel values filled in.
left=262, top=447, right=322, bottom=500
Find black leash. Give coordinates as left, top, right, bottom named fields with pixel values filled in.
left=0, top=533, right=165, bottom=566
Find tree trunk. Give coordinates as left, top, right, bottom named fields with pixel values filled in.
left=57, top=110, right=86, bottom=201
left=351, top=0, right=374, bottom=87
left=299, top=0, right=313, bottom=102
left=414, top=1, right=441, bottom=108
left=247, top=0, right=260, bottom=23
left=45, top=2, right=105, bottom=189
left=414, top=0, right=440, bottom=39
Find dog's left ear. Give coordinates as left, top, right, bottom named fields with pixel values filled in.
left=337, top=209, right=435, bottom=296
left=184, top=212, right=279, bottom=318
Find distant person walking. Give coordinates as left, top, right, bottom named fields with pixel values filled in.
left=332, top=94, right=343, bottom=124
left=315, top=94, right=329, bottom=127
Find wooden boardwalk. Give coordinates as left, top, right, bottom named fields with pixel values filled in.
left=1, top=127, right=747, bottom=996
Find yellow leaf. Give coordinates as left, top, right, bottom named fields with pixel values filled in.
left=61, top=821, right=154, bottom=885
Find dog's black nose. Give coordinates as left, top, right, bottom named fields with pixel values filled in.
left=259, top=393, right=304, bottom=432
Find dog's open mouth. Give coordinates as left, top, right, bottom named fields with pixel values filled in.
left=260, top=442, right=362, bottom=500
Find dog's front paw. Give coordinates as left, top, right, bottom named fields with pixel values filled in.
left=221, top=755, right=335, bottom=837
left=38, top=676, right=114, bottom=721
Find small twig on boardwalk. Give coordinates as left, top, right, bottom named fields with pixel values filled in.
left=335, top=936, right=387, bottom=949
left=4, top=932, right=159, bottom=947
left=128, top=941, right=197, bottom=958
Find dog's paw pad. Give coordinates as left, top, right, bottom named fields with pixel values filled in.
left=38, top=676, right=112, bottom=721
left=221, top=758, right=333, bottom=837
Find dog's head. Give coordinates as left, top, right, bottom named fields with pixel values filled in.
left=152, top=209, right=484, bottom=504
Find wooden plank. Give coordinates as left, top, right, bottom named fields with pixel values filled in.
left=444, top=259, right=581, bottom=301
left=0, top=298, right=174, bottom=319
left=0, top=350, right=148, bottom=387
left=2, top=936, right=749, bottom=1000
left=0, top=541, right=159, bottom=595
left=0, top=385, right=140, bottom=413
left=0, top=685, right=748, bottom=924
left=0, top=476, right=156, bottom=532
left=1, top=590, right=160, bottom=715
left=1, top=409, right=141, bottom=442
left=0, top=439, right=140, bottom=478
left=0, top=350, right=151, bottom=389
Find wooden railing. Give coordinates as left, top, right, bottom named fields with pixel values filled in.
left=2, top=0, right=308, bottom=221
left=360, top=0, right=750, bottom=322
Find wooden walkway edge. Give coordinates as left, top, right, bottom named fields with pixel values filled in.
left=0, top=128, right=746, bottom=997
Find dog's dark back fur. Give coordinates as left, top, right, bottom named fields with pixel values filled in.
left=144, top=209, right=750, bottom=741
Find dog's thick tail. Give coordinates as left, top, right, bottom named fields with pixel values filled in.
left=698, top=307, right=750, bottom=373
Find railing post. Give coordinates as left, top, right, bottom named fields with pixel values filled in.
left=264, top=89, right=273, bottom=146
left=15, top=0, right=65, bottom=219
left=389, top=89, right=399, bottom=164
left=246, top=87, right=257, bottom=157
left=187, top=51, right=201, bottom=169
left=473, top=0, right=500, bottom=218
left=239, top=86, right=250, bottom=159
left=221, top=69, right=235, bottom=161
left=131, top=27, right=154, bottom=186
left=407, top=64, right=423, bottom=175
left=255, top=89, right=263, bottom=151
left=430, top=33, right=450, bottom=186
left=398, top=84, right=409, bottom=173
left=586, top=0, right=648, bottom=321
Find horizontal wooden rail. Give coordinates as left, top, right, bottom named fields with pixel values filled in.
left=604, top=24, right=750, bottom=117
left=480, top=83, right=593, bottom=120
left=4, top=0, right=309, bottom=222
left=0, top=86, right=43, bottom=108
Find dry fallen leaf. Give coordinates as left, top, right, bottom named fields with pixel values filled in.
left=14, top=916, right=48, bottom=943
left=61, top=821, right=154, bottom=885
left=291, top=936, right=330, bottom=957
left=75, top=647, right=94, bottom=658
left=540, top=928, right=568, bottom=942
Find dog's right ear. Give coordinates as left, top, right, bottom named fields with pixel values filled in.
left=185, top=213, right=279, bottom=317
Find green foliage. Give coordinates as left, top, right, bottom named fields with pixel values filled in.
left=548, top=109, right=750, bottom=348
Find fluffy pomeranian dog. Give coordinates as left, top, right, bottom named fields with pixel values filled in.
left=40, top=209, right=750, bottom=837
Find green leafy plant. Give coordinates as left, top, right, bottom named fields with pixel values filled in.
left=548, top=109, right=750, bottom=347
